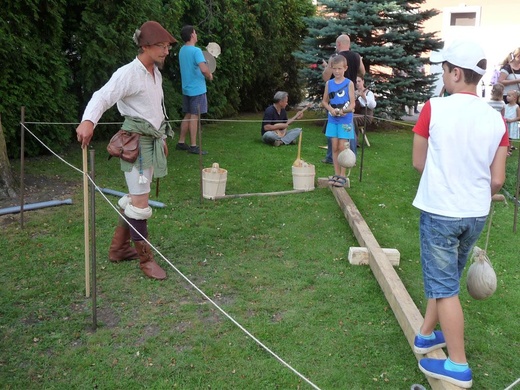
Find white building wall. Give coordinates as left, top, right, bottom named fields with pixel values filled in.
left=423, top=1, right=520, bottom=97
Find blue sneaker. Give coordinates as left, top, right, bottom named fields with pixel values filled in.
left=419, top=358, right=473, bottom=388
left=413, top=330, right=446, bottom=354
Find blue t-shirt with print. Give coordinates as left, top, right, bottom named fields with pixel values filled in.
left=327, top=78, right=353, bottom=125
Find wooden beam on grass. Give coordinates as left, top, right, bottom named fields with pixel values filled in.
left=328, top=184, right=462, bottom=390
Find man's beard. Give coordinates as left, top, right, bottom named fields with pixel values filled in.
left=154, top=60, right=164, bottom=70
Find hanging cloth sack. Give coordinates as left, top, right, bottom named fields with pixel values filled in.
left=466, top=246, right=497, bottom=300
left=466, top=199, right=500, bottom=300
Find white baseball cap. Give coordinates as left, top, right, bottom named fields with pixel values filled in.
left=430, top=39, right=486, bottom=75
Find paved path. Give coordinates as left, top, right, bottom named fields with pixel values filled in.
left=400, top=103, right=424, bottom=123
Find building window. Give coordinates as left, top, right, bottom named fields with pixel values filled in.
left=443, top=6, right=481, bottom=29
left=450, top=12, right=476, bottom=27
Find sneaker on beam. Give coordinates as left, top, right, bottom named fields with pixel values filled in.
left=413, top=330, right=446, bottom=354
left=419, top=358, right=472, bottom=388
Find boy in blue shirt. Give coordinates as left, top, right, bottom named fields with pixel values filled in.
left=321, top=55, right=355, bottom=187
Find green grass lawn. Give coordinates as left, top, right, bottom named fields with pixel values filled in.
left=1, top=111, right=518, bottom=389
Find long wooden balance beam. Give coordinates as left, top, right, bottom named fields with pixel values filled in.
left=317, top=177, right=462, bottom=390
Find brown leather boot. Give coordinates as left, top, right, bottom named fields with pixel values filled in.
left=134, top=240, right=167, bottom=280
left=109, top=225, right=138, bottom=262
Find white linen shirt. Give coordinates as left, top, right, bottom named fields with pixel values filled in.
left=356, top=89, right=377, bottom=110
left=82, top=58, right=165, bottom=130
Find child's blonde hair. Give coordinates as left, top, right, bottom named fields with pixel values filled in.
left=490, top=83, right=504, bottom=100
left=507, top=89, right=519, bottom=104
left=330, top=54, right=347, bottom=68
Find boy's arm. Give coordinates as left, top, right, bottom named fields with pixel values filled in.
left=322, top=82, right=334, bottom=116
left=412, top=134, right=428, bottom=174
left=490, top=147, right=508, bottom=195
left=344, top=82, right=356, bottom=113
left=412, top=101, right=431, bottom=173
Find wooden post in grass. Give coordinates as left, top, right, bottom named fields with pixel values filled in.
left=198, top=104, right=203, bottom=204
left=326, top=181, right=461, bottom=390
left=82, top=147, right=90, bottom=298
left=19, top=107, right=25, bottom=228
left=89, top=149, right=97, bottom=329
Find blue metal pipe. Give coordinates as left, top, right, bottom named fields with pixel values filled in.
left=0, top=199, right=73, bottom=216
left=97, top=188, right=165, bottom=208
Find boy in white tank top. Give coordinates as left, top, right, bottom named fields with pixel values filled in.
left=411, top=39, right=509, bottom=388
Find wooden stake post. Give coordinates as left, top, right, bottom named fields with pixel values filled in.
left=82, top=147, right=90, bottom=298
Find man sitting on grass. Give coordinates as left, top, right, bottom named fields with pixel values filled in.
left=261, top=91, right=303, bottom=146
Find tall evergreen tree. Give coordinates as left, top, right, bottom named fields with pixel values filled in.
left=296, top=0, right=442, bottom=119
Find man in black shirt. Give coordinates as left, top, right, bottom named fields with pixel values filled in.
left=261, top=91, right=303, bottom=146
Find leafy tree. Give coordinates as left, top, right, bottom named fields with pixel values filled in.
left=64, top=0, right=179, bottom=141
left=0, top=0, right=314, bottom=159
left=170, top=0, right=315, bottom=113
left=0, top=0, right=77, bottom=158
left=66, top=0, right=314, bottom=130
left=236, top=0, right=315, bottom=111
left=296, top=0, right=442, bottom=119
left=0, top=115, right=17, bottom=198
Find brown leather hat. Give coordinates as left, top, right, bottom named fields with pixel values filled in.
left=136, top=21, right=177, bottom=46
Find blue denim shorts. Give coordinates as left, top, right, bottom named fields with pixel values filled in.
left=182, top=93, right=208, bottom=115
left=419, top=211, right=487, bottom=299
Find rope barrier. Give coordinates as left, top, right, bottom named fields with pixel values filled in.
left=19, top=122, right=322, bottom=390
left=17, top=111, right=517, bottom=388
left=17, top=110, right=420, bottom=385
left=504, top=377, right=520, bottom=390
left=23, top=112, right=418, bottom=127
